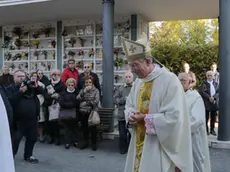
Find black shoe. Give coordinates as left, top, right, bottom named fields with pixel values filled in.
left=65, top=144, right=70, bottom=149
left=24, top=156, right=39, bottom=164
left=120, top=148, right=127, bottom=154
left=79, top=142, right=89, bottom=150
left=73, top=142, right=78, bottom=148
left=92, top=144, right=97, bottom=151
left=211, top=130, right=217, bottom=136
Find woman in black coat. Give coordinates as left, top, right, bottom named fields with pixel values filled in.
left=59, top=78, right=80, bottom=149
left=43, top=69, right=64, bottom=145
left=199, top=70, right=219, bottom=136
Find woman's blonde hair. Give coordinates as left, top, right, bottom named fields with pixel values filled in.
left=50, top=69, right=61, bottom=76
left=66, top=78, right=77, bottom=87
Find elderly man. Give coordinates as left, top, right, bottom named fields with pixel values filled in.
left=77, top=63, right=101, bottom=93
left=114, top=71, right=133, bottom=154
left=199, top=70, right=219, bottom=136
left=210, top=62, right=219, bottom=84
left=0, top=66, right=14, bottom=87
left=183, top=62, right=196, bottom=88
left=122, top=33, right=193, bottom=172
left=178, top=72, right=211, bottom=172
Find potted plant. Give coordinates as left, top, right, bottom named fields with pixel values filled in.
left=12, top=27, right=23, bottom=39
left=78, top=50, right=84, bottom=56
left=42, top=24, right=52, bottom=37
left=68, top=50, right=76, bottom=58
left=15, top=39, right=22, bottom=50
left=77, top=60, right=84, bottom=70
left=114, top=75, right=120, bottom=83
left=52, top=51, right=55, bottom=59
left=62, top=30, right=67, bottom=37
left=88, top=48, right=94, bottom=57
left=114, top=57, right=123, bottom=70
left=33, top=40, right=40, bottom=49
left=34, top=50, right=40, bottom=60
left=4, top=52, right=12, bottom=61
left=14, top=53, right=22, bottom=61
left=68, top=37, right=76, bottom=47
left=32, top=31, right=40, bottom=39
left=42, top=50, right=48, bottom=59
left=23, top=41, right=30, bottom=47
left=23, top=52, right=29, bottom=58
left=50, top=40, right=56, bottom=48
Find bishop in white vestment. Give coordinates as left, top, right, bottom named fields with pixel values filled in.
left=122, top=34, right=193, bottom=172
left=178, top=73, right=211, bottom=172
left=0, top=94, right=15, bottom=172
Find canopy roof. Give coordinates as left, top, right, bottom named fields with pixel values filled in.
left=0, top=0, right=218, bottom=25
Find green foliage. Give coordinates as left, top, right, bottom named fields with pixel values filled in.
left=151, top=43, right=218, bottom=87
left=149, top=19, right=219, bottom=87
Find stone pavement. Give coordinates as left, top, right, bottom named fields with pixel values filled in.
left=15, top=139, right=230, bottom=172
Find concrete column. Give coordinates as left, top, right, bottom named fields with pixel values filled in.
left=218, top=0, right=230, bottom=141
left=102, top=0, right=114, bottom=108
left=56, top=21, right=62, bottom=71
left=0, top=27, right=3, bottom=68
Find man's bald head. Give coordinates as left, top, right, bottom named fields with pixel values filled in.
left=124, top=71, right=133, bottom=84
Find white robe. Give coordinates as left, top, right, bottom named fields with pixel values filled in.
left=185, top=89, right=211, bottom=172
left=0, top=95, right=15, bottom=172
left=124, top=68, right=193, bottom=172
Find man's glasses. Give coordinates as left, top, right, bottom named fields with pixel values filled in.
left=84, top=66, right=90, bottom=68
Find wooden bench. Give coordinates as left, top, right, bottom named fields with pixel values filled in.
left=97, top=108, right=114, bottom=140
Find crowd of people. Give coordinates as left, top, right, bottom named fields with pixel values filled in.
left=0, top=33, right=219, bottom=172
left=0, top=58, right=102, bottom=165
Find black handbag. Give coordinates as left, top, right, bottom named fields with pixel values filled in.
left=59, top=108, right=76, bottom=120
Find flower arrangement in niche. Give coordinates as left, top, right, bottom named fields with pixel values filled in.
left=4, top=52, right=12, bottom=61
left=114, top=75, right=121, bottom=83
left=77, top=60, right=84, bottom=69
left=10, top=63, right=15, bottom=70
left=32, top=31, right=40, bottom=39
left=41, top=24, right=52, bottom=37
left=23, top=41, right=30, bottom=47
left=42, top=50, right=48, bottom=59
left=62, top=30, right=67, bottom=37
left=14, top=39, right=22, bottom=50
left=114, top=57, right=123, bottom=69
left=88, top=48, right=94, bottom=57
left=78, top=37, right=85, bottom=47
left=14, top=53, right=22, bottom=61
left=68, top=50, right=76, bottom=57
left=114, top=48, right=119, bottom=57
left=78, top=50, right=84, bottom=57
left=90, top=62, right=94, bottom=69
left=98, top=50, right=103, bottom=58
left=63, top=54, right=67, bottom=59
left=33, top=40, right=40, bottom=49
left=34, top=50, right=40, bottom=60
left=50, top=40, right=56, bottom=48
left=12, top=27, right=23, bottom=39
left=2, top=36, right=12, bottom=48
left=124, top=20, right=130, bottom=32
left=23, top=52, right=29, bottom=58
left=9, top=45, right=15, bottom=50
left=52, top=51, right=55, bottom=59
left=68, top=37, right=76, bottom=47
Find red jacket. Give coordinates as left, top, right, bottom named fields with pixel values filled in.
left=61, top=68, right=79, bottom=84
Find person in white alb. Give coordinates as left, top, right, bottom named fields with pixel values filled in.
left=178, top=72, right=211, bottom=172
left=0, top=94, right=15, bottom=172
left=122, top=33, right=193, bottom=172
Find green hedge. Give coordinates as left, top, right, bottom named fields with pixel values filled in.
left=151, top=44, right=219, bottom=87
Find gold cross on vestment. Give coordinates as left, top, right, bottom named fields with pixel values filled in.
left=129, top=45, right=136, bottom=53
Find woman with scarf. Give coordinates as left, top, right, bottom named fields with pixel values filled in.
left=43, top=69, right=64, bottom=145
left=199, top=70, right=219, bottom=136
left=77, top=75, right=100, bottom=151
left=59, top=78, right=79, bottom=149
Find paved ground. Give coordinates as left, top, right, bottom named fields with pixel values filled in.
left=15, top=139, right=230, bottom=172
